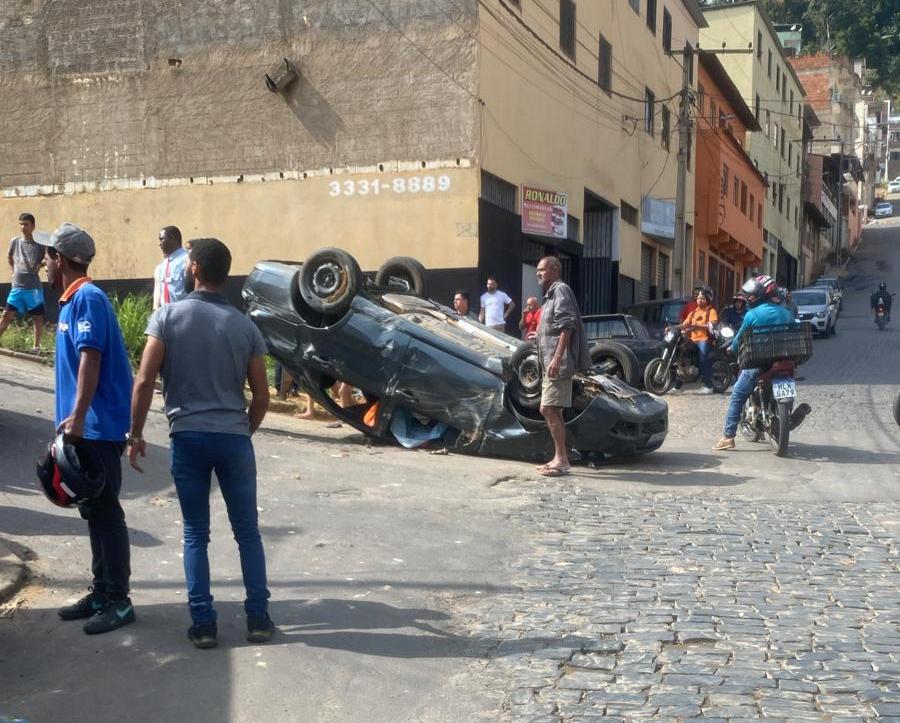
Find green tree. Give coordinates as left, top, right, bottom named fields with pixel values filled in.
left=761, top=0, right=900, bottom=97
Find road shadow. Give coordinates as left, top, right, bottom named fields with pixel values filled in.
left=0, top=505, right=163, bottom=548
left=788, top=442, right=900, bottom=465
left=565, top=451, right=745, bottom=488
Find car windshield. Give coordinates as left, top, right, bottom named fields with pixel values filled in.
left=793, top=291, right=827, bottom=306
left=877, top=203, right=892, bottom=209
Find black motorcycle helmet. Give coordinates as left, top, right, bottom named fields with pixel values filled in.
left=36, top=434, right=106, bottom=508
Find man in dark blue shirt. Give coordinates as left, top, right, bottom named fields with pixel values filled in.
left=37, top=223, right=135, bottom=635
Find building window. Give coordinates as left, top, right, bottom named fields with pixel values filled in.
left=662, top=9, right=672, bottom=53
left=758, top=202, right=763, bottom=228
left=749, top=194, right=755, bottom=222
left=786, top=196, right=790, bottom=220
left=646, top=0, right=657, bottom=34
left=621, top=200, right=639, bottom=226
left=661, top=105, right=670, bottom=150
left=773, top=122, right=778, bottom=148
left=644, top=87, right=655, bottom=135
left=788, top=142, right=793, bottom=166
left=767, top=49, right=772, bottom=78
left=766, top=110, right=771, bottom=137
left=559, top=0, right=576, bottom=59
left=719, top=110, right=727, bottom=129
left=790, top=89, right=794, bottom=115
left=782, top=83, right=786, bottom=103
left=710, top=99, right=717, bottom=126
left=772, top=182, right=777, bottom=208
left=733, top=177, right=739, bottom=206
left=776, top=66, right=780, bottom=92
left=598, top=35, right=612, bottom=92
left=780, top=129, right=785, bottom=157
left=698, top=83, right=705, bottom=115
left=778, top=183, right=784, bottom=213
left=755, top=94, right=760, bottom=122
left=757, top=31, right=763, bottom=60
left=741, top=181, right=748, bottom=215
left=698, top=250, right=706, bottom=281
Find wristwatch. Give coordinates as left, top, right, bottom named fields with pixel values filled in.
left=125, top=433, right=143, bottom=445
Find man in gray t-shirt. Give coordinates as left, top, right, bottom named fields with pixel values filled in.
left=0, top=212, right=46, bottom=350
left=128, top=237, right=274, bottom=649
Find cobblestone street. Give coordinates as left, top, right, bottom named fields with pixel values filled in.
left=464, top=489, right=900, bottom=721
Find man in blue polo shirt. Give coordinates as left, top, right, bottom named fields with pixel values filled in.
left=37, top=223, right=135, bottom=635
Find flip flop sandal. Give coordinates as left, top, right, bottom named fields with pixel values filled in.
left=540, top=467, right=570, bottom=477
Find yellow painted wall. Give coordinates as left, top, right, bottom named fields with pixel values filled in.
left=701, top=4, right=804, bottom=263
left=477, top=0, right=700, bottom=282
left=0, top=167, right=480, bottom=279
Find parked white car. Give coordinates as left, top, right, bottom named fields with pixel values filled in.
left=888, top=180, right=900, bottom=194
left=793, top=287, right=839, bottom=337
left=875, top=201, right=894, bottom=218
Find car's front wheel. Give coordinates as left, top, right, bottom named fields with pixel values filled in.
left=298, top=248, right=362, bottom=315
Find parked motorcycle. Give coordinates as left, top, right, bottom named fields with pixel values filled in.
left=643, top=324, right=733, bottom=395
left=875, top=302, right=888, bottom=331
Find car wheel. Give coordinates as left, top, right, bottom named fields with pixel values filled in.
left=508, top=343, right=542, bottom=409
left=374, top=256, right=428, bottom=298
left=298, top=248, right=362, bottom=315
left=589, top=341, right=640, bottom=387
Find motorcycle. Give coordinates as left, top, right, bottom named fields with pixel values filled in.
left=875, top=302, right=887, bottom=331
left=739, top=359, right=808, bottom=457
left=643, top=324, right=733, bottom=395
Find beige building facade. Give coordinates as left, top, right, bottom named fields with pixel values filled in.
left=701, top=0, right=805, bottom=288
left=0, top=0, right=705, bottom=315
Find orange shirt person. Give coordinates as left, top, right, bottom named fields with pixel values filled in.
left=680, top=288, right=718, bottom=393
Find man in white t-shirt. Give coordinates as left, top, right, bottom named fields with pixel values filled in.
left=478, top=276, right=515, bottom=332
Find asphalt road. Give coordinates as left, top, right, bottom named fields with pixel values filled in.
left=0, top=218, right=898, bottom=722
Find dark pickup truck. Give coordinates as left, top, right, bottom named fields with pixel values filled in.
left=584, top=314, right=664, bottom=388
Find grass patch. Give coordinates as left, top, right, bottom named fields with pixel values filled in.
left=110, top=293, right=153, bottom=368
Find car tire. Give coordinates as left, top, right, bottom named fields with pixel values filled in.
left=298, top=247, right=362, bottom=315
left=508, top=343, right=542, bottom=409
left=589, top=341, right=640, bottom=387
left=374, top=256, right=428, bottom=298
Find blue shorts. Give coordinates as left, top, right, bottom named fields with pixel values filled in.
left=5, top=287, right=45, bottom=315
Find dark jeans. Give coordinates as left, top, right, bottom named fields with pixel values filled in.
left=696, top=339, right=712, bottom=387
left=78, top=440, right=130, bottom=601
left=170, top=432, right=270, bottom=625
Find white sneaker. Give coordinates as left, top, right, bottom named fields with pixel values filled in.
left=696, top=386, right=714, bottom=395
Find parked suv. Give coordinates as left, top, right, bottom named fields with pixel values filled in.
left=793, top=287, right=839, bottom=337
left=624, top=298, right=692, bottom=339
left=582, top=314, right=664, bottom=388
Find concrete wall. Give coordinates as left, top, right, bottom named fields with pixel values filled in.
left=0, top=0, right=480, bottom=278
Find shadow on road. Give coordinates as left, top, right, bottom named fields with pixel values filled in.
left=0, top=505, right=163, bottom=548
left=788, top=442, right=900, bottom=465
left=571, top=451, right=745, bottom=487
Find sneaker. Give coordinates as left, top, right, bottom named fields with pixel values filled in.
left=712, top=436, right=735, bottom=451
left=696, top=386, right=714, bottom=395
left=58, top=590, right=106, bottom=621
left=247, top=614, right=275, bottom=643
left=668, top=387, right=683, bottom=395
left=790, top=402, right=811, bottom=430
left=83, top=599, right=135, bottom=635
left=188, top=622, right=218, bottom=649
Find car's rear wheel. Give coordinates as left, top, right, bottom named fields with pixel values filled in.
left=299, top=248, right=362, bottom=315
left=374, top=256, right=428, bottom=298
left=589, top=341, right=640, bottom=387
left=508, top=343, right=542, bottom=409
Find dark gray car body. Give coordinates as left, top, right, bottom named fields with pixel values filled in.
left=243, top=261, right=669, bottom=462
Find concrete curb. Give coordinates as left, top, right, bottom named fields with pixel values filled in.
left=0, top=346, right=51, bottom=366
left=0, top=540, right=27, bottom=605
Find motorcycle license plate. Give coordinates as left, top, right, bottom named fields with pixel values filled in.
left=772, top=377, right=796, bottom=400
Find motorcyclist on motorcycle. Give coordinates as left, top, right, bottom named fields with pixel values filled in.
left=721, top=294, right=747, bottom=328
left=871, top=282, right=892, bottom=321
left=713, top=275, right=810, bottom=451
left=678, top=286, right=718, bottom=394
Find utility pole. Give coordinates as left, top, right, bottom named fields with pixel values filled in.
left=836, top=140, right=844, bottom=265
left=673, top=41, right=693, bottom=298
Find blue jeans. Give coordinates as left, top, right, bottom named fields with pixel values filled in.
left=724, top=368, right=760, bottom=438
left=696, top=340, right=712, bottom=387
left=170, top=432, right=270, bottom=625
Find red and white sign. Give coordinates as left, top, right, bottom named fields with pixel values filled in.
left=522, top=185, right=568, bottom=239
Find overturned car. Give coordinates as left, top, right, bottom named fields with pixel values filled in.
left=242, top=248, right=668, bottom=462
